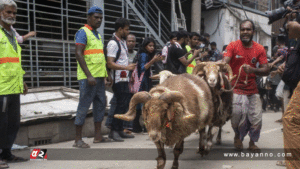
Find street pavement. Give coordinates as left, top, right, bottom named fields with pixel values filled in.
left=10, top=110, right=286, bottom=169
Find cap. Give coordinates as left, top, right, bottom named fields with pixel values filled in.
left=88, top=6, right=103, bottom=15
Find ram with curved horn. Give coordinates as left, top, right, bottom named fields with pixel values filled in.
left=192, top=61, right=234, bottom=153
left=114, top=73, right=214, bottom=169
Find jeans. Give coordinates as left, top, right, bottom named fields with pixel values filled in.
left=74, top=78, right=106, bottom=126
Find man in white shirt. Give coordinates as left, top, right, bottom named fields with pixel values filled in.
left=106, top=18, right=136, bottom=142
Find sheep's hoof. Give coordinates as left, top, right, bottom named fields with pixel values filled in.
left=197, top=147, right=205, bottom=157
left=216, top=140, right=221, bottom=145
left=156, top=157, right=166, bottom=169
left=171, top=165, right=179, bottom=169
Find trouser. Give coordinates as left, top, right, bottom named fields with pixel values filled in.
left=270, top=85, right=281, bottom=109
left=111, top=82, right=132, bottom=131
left=0, top=94, right=20, bottom=154
left=105, top=95, right=133, bottom=130
left=74, top=78, right=106, bottom=126
left=231, top=94, right=262, bottom=142
left=258, top=89, right=267, bottom=110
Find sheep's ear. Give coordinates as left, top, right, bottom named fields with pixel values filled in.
left=196, top=71, right=205, bottom=78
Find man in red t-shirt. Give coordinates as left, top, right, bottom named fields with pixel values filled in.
left=223, top=20, right=270, bottom=152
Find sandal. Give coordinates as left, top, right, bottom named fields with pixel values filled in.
left=3, top=155, right=28, bottom=163
left=0, top=161, right=9, bottom=168
left=93, top=137, right=112, bottom=143
left=276, top=160, right=286, bottom=166
left=73, top=140, right=90, bottom=148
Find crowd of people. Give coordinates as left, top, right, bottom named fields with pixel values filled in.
left=1, top=1, right=300, bottom=168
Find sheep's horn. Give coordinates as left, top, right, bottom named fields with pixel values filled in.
left=192, top=62, right=208, bottom=75
left=159, top=91, right=195, bottom=120
left=217, top=63, right=236, bottom=82
left=149, top=86, right=171, bottom=96
left=114, top=92, right=151, bottom=121
left=150, top=74, right=160, bottom=80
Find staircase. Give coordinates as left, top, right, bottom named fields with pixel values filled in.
left=104, top=0, right=171, bottom=48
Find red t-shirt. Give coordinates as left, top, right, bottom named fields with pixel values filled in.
left=223, top=40, right=268, bottom=95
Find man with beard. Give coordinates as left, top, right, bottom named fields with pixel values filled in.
left=106, top=18, right=136, bottom=141
left=74, top=6, right=113, bottom=148
left=165, top=30, right=201, bottom=74
left=126, top=34, right=137, bottom=64
left=223, top=20, right=270, bottom=152
left=0, top=0, right=29, bottom=167
left=185, top=32, right=200, bottom=74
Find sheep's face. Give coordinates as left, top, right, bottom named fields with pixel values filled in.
left=143, top=99, right=169, bottom=142
left=205, top=65, right=220, bottom=88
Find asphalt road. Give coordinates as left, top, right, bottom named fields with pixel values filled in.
left=10, top=111, right=286, bottom=169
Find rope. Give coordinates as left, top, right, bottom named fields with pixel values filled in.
left=221, top=64, right=249, bottom=93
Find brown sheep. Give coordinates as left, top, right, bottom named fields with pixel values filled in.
left=192, top=62, right=235, bottom=153
left=114, top=73, right=214, bottom=169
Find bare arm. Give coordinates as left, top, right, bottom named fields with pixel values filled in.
left=179, top=49, right=200, bottom=66
left=107, top=57, right=136, bottom=71
left=253, top=64, right=271, bottom=76
left=22, top=31, right=36, bottom=41
left=143, top=54, right=163, bottom=70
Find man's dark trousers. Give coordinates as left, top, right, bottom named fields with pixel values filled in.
left=0, top=94, right=20, bottom=157
left=111, top=82, right=132, bottom=131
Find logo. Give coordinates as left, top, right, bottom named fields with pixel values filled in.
left=30, top=149, right=47, bottom=161
left=251, top=57, right=257, bottom=64
left=236, top=55, right=243, bottom=59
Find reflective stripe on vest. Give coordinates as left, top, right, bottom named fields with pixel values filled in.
left=185, top=45, right=196, bottom=74
left=83, top=49, right=104, bottom=55
left=77, top=26, right=107, bottom=80
left=0, top=29, right=24, bottom=95
left=0, top=57, right=19, bottom=64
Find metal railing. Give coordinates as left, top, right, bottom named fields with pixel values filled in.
left=15, top=0, right=90, bottom=89
left=22, top=38, right=78, bottom=89
left=131, top=0, right=171, bottom=44
left=15, top=0, right=169, bottom=88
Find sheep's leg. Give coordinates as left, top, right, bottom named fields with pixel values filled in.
left=155, top=141, right=166, bottom=169
left=216, top=126, right=222, bottom=145
left=198, top=127, right=206, bottom=157
left=172, top=140, right=184, bottom=169
left=205, top=126, right=214, bottom=155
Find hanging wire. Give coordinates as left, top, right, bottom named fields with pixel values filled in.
left=239, top=0, right=249, bottom=19
left=161, top=0, right=189, bottom=3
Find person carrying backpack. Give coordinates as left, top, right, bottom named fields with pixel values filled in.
left=106, top=18, right=136, bottom=142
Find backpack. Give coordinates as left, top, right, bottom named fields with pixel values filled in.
left=104, top=36, right=121, bottom=83
left=164, top=44, right=186, bottom=74
left=282, top=49, right=300, bottom=91
left=129, top=54, right=145, bottom=93
left=104, top=36, right=121, bottom=63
